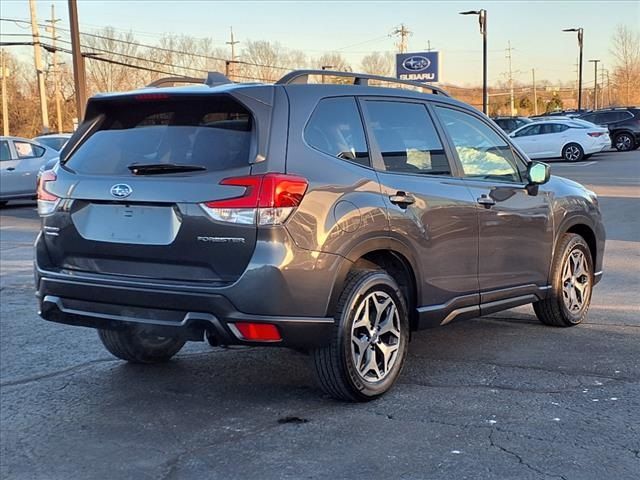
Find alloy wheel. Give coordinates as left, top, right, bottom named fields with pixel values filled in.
left=561, top=249, right=591, bottom=313
left=351, top=291, right=401, bottom=382
left=616, top=134, right=632, bottom=151
left=564, top=145, right=581, bottom=161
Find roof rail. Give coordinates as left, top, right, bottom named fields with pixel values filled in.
left=276, top=70, right=450, bottom=97
left=147, top=72, right=232, bottom=88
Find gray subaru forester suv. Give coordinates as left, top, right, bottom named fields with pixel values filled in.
left=35, top=70, right=605, bottom=401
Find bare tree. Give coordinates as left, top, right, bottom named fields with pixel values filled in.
left=610, top=24, right=640, bottom=105
left=241, top=41, right=289, bottom=82
left=360, top=52, right=394, bottom=76
left=83, top=28, right=145, bottom=94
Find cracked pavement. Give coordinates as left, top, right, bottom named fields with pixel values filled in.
left=1, top=151, right=639, bottom=479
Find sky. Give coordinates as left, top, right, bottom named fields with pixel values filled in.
left=1, top=0, right=639, bottom=87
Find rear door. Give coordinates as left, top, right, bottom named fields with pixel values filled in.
left=359, top=98, right=480, bottom=318
left=43, top=93, right=270, bottom=284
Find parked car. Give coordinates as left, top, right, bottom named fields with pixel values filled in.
left=0, top=136, right=59, bottom=206
left=33, top=133, right=72, bottom=152
left=509, top=120, right=610, bottom=161
left=491, top=116, right=532, bottom=133
left=35, top=70, right=605, bottom=401
left=579, top=107, right=640, bottom=151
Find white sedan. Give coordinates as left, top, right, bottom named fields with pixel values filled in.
left=509, top=120, right=610, bottom=162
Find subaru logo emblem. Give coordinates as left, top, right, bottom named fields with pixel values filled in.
left=110, top=184, right=132, bottom=198
left=402, top=56, right=431, bottom=72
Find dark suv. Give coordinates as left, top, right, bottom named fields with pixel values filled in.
left=579, top=107, right=640, bottom=151
left=35, top=70, right=605, bottom=401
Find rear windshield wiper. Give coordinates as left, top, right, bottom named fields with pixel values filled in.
left=127, top=163, right=207, bottom=175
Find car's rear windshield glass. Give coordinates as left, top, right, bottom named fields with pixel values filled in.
left=65, top=95, right=252, bottom=175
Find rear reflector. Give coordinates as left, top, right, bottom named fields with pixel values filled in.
left=37, top=170, right=60, bottom=216
left=201, top=173, right=308, bottom=226
left=588, top=132, right=605, bottom=137
left=233, top=322, right=282, bottom=342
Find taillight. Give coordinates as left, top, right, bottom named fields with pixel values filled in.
left=588, top=132, right=605, bottom=137
left=201, top=173, right=308, bottom=226
left=37, top=170, right=60, bottom=216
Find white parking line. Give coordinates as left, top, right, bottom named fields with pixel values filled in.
left=553, top=161, right=596, bottom=167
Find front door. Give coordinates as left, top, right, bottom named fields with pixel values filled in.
left=359, top=98, right=480, bottom=323
left=433, top=105, right=553, bottom=301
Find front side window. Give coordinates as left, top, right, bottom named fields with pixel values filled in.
left=365, top=100, right=450, bottom=175
left=436, top=106, right=523, bottom=183
left=14, top=141, right=45, bottom=159
left=304, top=97, right=369, bottom=167
left=514, top=124, right=541, bottom=137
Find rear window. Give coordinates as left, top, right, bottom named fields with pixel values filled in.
left=65, top=95, right=253, bottom=175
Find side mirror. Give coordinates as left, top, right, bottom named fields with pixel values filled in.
left=527, top=161, right=550, bottom=185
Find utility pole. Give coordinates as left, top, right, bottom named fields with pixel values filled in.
left=606, top=70, right=612, bottom=106
left=68, top=0, right=87, bottom=121
left=426, top=40, right=431, bottom=52
left=46, top=4, right=63, bottom=133
left=460, top=10, right=488, bottom=114
left=505, top=41, right=515, bottom=116
left=391, top=24, right=411, bottom=53
left=1, top=49, right=9, bottom=136
left=563, top=28, right=583, bottom=111
left=600, top=66, right=606, bottom=108
left=225, top=27, right=239, bottom=81
left=589, top=59, right=600, bottom=110
left=532, top=68, right=538, bottom=115
left=29, top=0, right=50, bottom=133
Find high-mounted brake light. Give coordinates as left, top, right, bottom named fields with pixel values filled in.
left=200, top=174, right=308, bottom=226
left=134, top=93, right=170, bottom=101
left=37, top=170, right=60, bottom=216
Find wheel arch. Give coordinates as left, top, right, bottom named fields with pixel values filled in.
left=326, top=237, right=421, bottom=331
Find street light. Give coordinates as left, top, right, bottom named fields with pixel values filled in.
left=589, top=59, right=600, bottom=110
left=563, top=27, right=583, bottom=111
left=460, top=9, right=487, bottom=114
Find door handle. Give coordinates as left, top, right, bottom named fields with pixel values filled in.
left=6, top=167, right=15, bottom=171
left=477, top=194, right=496, bottom=208
left=389, top=192, right=415, bottom=208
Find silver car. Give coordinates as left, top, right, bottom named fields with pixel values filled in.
left=0, top=136, right=59, bottom=206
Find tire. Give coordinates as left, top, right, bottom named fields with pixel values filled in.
left=312, top=270, right=410, bottom=401
left=614, top=132, right=635, bottom=152
left=562, top=143, right=584, bottom=162
left=98, top=326, right=186, bottom=364
left=534, top=234, right=593, bottom=327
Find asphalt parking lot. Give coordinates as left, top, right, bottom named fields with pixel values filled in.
left=1, top=150, right=639, bottom=480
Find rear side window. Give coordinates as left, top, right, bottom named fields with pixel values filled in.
left=0, top=141, right=10, bottom=161
left=542, top=124, right=569, bottom=134
left=365, top=101, right=450, bottom=175
left=14, top=141, right=45, bottom=159
left=304, top=97, right=369, bottom=167
left=65, top=95, right=252, bottom=175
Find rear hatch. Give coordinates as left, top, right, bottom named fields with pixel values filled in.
left=41, top=92, right=269, bottom=284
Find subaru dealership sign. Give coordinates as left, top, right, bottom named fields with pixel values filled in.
left=396, top=52, right=439, bottom=83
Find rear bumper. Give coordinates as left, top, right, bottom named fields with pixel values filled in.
left=36, top=270, right=334, bottom=348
